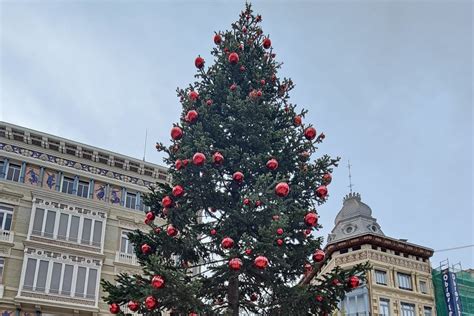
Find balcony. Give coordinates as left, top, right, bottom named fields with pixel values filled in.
left=29, top=230, right=101, bottom=254
left=115, top=251, right=139, bottom=266
left=0, top=230, right=13, bottom=243
left=18, top=286, right=97, bottom=308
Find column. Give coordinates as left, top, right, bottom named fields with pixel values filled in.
left=89, top=179, right=95, bottom=199
left=136, top=192, right=141, bottom=210
left=72, top=175, right=79, bottom=195
left=1, top=158, right=8, bottom=179
left=19, top=161, right=26, bottom=183
left=56, top=171, right=63, bottom=191
left=121, top=187, right=127, bottom=207
left=105, top=184, right=110, bottom=202
left=39, top=166, right=45, bottom=187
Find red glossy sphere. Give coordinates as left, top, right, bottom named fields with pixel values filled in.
left=229, top=258, right=242, bottom=270
left=228, top=52, right=239, bottom=64
left=170, top=126, right=183, bottom=140
left=304, top=212, right=318, bottom=226
left=315, top=185, right=328, bottom=199
left=145, top=296, right=158, bottom=310
left=151, top=275, right=165, bottom=289
left=263, top=38, right=272, bottom=49
left=221, top=237, right=234, bottom=249
left=213, top=152, right=224, bottom=165
left=266, top=158, right=278, bottom=170
left=145, top=211, right=155, bottom=222
left=348, top=275, right=360, bottom=289
left=109, top=303, right=120, bottom=314
left=172, top=185, right=184, bottom=197
left=276, top=228, right=284, bottom=235
left=185, top=110, right=199, bottom=123
left=233, top=171, right=244, bottom=183
left=313, top=249, right=326, bottom=263
left=192, top=152, right=206, bottom=166
left=188, top=91, right=199, bottom=101
left=304, top=127, right=317, bottom=140
left=141, top=243, right=151, bottom=254
left=162, top=196, right=173, bottom=208
left=127, top=301, right=140, bottom=312
left=275, top=182, right=290, bottom=197
left=167, top=225, right=178, bottom=237
left=195, top=56, right=205, bottom=69
left=254, top=256, right=269, bottom=269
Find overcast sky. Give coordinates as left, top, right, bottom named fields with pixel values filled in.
left=1, top=0, right=472, bottom=268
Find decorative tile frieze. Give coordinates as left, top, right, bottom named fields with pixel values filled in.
left=24, top=247, right=102, bottom=267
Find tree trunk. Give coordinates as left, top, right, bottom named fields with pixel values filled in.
left=227, top=274, right=239, bottom=316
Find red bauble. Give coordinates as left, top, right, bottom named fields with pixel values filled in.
left=175, top=159, right=183, bottom=170
left=221, top=237, right=234, bottom=249
left=214, top=34, right=222, bottom=44
left=151, top=275, right=165, bottom=289
left=127, top=301, right=140, bottom=312
left=195, top=56, right=205, bottom=69
left=210, top=229, right=217, bottom=236
left=188, top=90, right=199, bottom=101
left=245, top=248, right=252, bottom=255
left=145, top=296, right=158, bottom=310
left=182, top=159, right=189, bottom=167
left=315, top=185, right=328, bottom=199
left=313, top=249, right=326, bottom=263
left=275, top=182, right=290, bottom=197
left=185, top=110, right=199, bottom=123
left=141, top=243, right=152, bottom=254
left=109, top=303, right=120, bottom=314
left=276, top=239, right=284, bottom=246
left=255, top=200, right=262, bottom=207
left=228, top=52, right=239, bottom=64
left=316, top=295, right=324, bottom=302
left=154, top=227, right=161, bottom=234
left=272, top=214, right=280, bottom=221
left=230, top=83, right=237, bottom=91
left=233, top=171, right=244, bottom=183
left=172, top=185, right=184, bottom=197
left=304, top=212, right=318, bottom=227
left=305, top=228, right=312, bottom=236
left=348, top=275, right=360, bottom=289
left=243, top=198, right=250, bottom=205
left=266, top=158, right=278, bottom=170
left=145, top=211, right=155, bottom=222
left=263, top=38, right=272, bottom=49
left=256, top=90, right=262, bottom=97
left=206, top=99, right=213, bottom=106
left=254, top=256, right=269, bottom=269
left=294, top=116, right=302, bottom=126
left=304, top=263, right=313, bottom=273
left=162, top=208, right=169, bottom=217
left=162, top=196, right=173, bottom=208
left=171, top=126, right=183, bottom=140
left=229, top=258, right=242, bottom=271
left=304, top=127, right=317, bottom=140
left=213, top=152, right=224, bottom=165
left=322, top=173, right=332, bottom=185
left=167, top=225, right=178, bottom=237
left=250, top=293, right=258, bottom=301
left=193, top=152, right=206, bottom=166
left=260, top=79, right=266, bottom=86
left=276, top=228, right=284, bottom=235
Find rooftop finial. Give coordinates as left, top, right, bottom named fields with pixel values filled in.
left=348, top=160, right=354, bottom=194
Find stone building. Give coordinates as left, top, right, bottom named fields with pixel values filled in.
left=319, top=192, right=437, bottom=316
left=0, top=121, right=168, bottom=315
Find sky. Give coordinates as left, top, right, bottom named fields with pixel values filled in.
left=0, top=0, right=472, bottom=268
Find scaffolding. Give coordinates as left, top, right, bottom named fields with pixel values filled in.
left=432, top=260, right=474, bottom=316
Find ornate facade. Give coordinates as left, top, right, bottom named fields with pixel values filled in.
left=319, top=192, right=437, bottom=316
left=0, top=122, right=168, bottom=315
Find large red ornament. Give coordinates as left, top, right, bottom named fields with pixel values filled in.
left=171, top=126, right=183, bottom=140
left=304, top=212, right=318, bottom=226
left=276, top=228, right=284, bottom=235
left=221, top=237, right=234, bottom=249
left=167, top=225, right=178, bottom=237
left=255, top=200, right=262, bottom=207
left=193, top=152, right=206, bottom=166
left=172, top=185, right=184, bottom=197
left=228, top=52, right=239, bottom=64
left=127, top=301, right=140, bottom=312
left=245, top=248, right=252, bottom=255
left=154, top=227, right=161, bottom=234
left=229, top=258, right=242, bottom=271
left=322, top=173, right=332, bottom=185
left=263, top=38, right=272, bottom=49
left=182, top=159, right=189, bottom=167
left=162, top=196, right=173, bottom=208
left=175, top=159, right=183, bottom=170
left=254, top=256, right=269, bottom=269
left=195, top=56, right=205, bottom=69
left=109, top=303, right=120, bottom=314
left=304, top=127, right=317, bottom=140
left=145, top=211, right=155, bottom=222
left=210, top=229, right=217, bottom=236
left=348, top=275, right=360, bottom=288
left=243, top=198, right=250, bottom=205
left=233, top=171, right=244, bottom=183
left=188, top=90, right=199, bottom=101
left=275, top=182, right=290, bottom=197
left=213, top=34, right=222, bottom=44
left=315, top=185, right=328, bottom=199
left=151, top=275, right=165, bottom=289
left=145, top=296, right=158, bottom=310
left=213, top=152, right=224, bottom=165
left=294, top=115, right=302, bottom=126
left=185, top=110, right=199, bottom=123
left=276, top=239, right=284, bottom=246
left=266, top=158, right=278, bottom=170
left=141, top=243, right=152, bottom=254
left=313, top=249, right=326, bottom=263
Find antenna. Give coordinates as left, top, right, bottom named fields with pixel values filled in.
left=348, top=160, right=354, bottom=193
left=142, top=129, right=148, bottom=161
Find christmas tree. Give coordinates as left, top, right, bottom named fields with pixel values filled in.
left=102, top=4, right=370, bottom=315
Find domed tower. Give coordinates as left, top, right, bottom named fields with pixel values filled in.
left=327, top=192, right=384, bottom=244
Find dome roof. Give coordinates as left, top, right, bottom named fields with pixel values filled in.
left=334, top=192, right=373, bottom=225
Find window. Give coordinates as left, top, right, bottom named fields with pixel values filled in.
left=401, top=302, right=415, bottom=316
left=61, top=177, right=74, bottom=194
left=375, top=270, right=387, bottom=285
left=379, top=298, right=390, bottom=316
left=419, top=280, right=428, bottom=294
left=424, top=307, right=432, bottom=316
left=0, top=161, right=4, bottom=177
left=6, top=164, right=21, bottom=182
left=120, top=231, right=134, bottom=254
left=77, top=181, right=89, bottom=198
left=397, top=272, right=413, bottom=290
left=340, top=292, right=369, bottom=315
left=0, top=206, right=13, bottom=231
left=22, top=257, right=98, bottom=300
left=0, top=257, right=4, bottom=284
left=125, top=192, right=137, bottom=209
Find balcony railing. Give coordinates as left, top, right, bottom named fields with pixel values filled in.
left=20, top=286, right=96, bottom=307
left=0, top=230, right=13, bottom=243
left=115, top=251, right=139, bottom=265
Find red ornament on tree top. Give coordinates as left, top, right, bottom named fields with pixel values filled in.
left=348, top=275, right=360, bottom=289
left=304, top=127, right=317, bottom=140
left=151, top=275, right=165, bottom=289
left=172, top=185, right=184, bottom=197
left=263, top=38, right=272, bottom=49
left=322, top=173, right=332, bottom=185
left=313, top=249, right=325, bottom=263
left=294, top=115, right=302, bottom=126
left=185, top=110, right=199, bottom=123
left=214, top=34, right=222, bottom=45
left=304, top=212, right=318, bottom=227
left=228, top=52, right=239, bottom=64
left=171, top=126, right=183, bottom=140
left=195, top=56, right=205, bottom=69
left=315, top=185, right=328, bottom=199
left=162, top=196, right=173, bottom=208
left=229, top=258, right=242, bottom=271
left=188, top=90, right=199, bottom=101
left=275, top=182, right=290, bottom=197
left=193, top=152, right=206, bottom=166
left=175, top=159, right=183, bottom=170
left=145, top=295, right=158, bottom=310
left=221, top=237, right=234, bottom=249
left=254, top=256, right=269, bottom=269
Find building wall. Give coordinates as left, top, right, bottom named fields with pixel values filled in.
left=320, top=244, right=436, bottom=316
left=0, top=122, right=168, bottom=316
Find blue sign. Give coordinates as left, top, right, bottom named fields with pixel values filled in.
left=442, top=268, right=463, bottom=315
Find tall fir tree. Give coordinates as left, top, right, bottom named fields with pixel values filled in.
left=102, top=4, right=370, bottom=315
